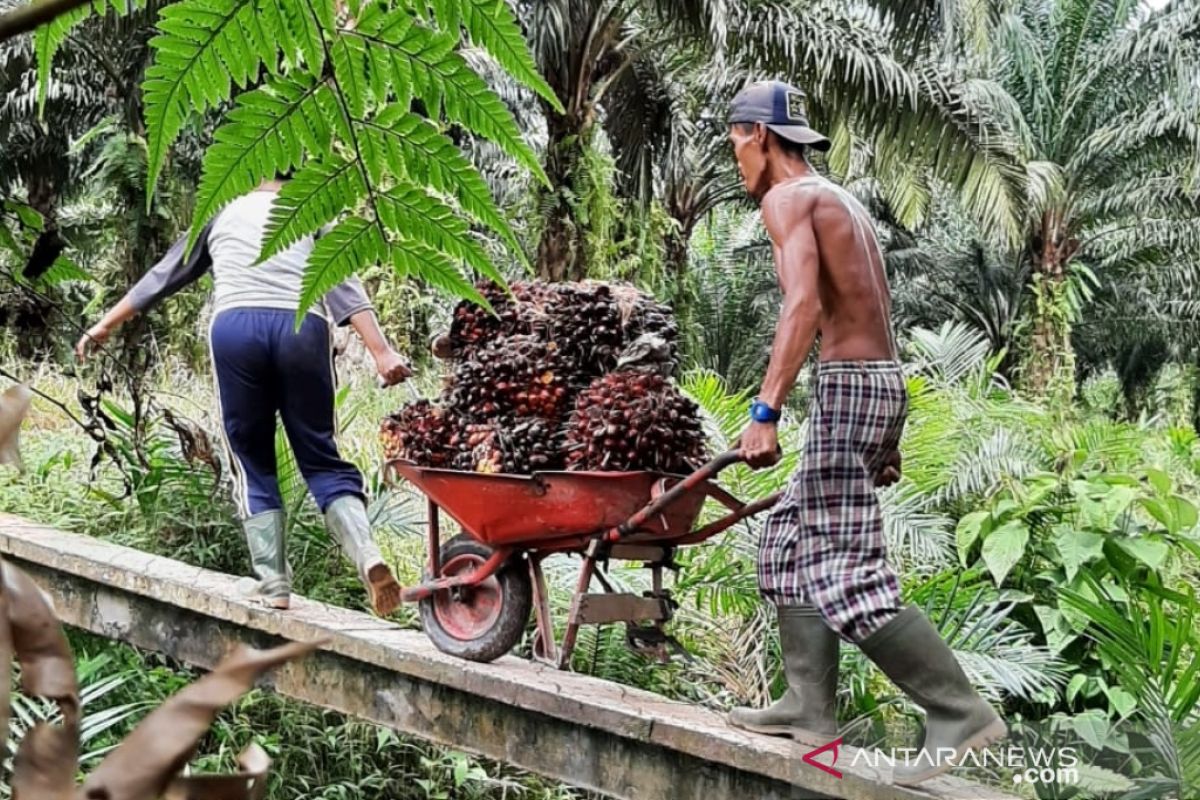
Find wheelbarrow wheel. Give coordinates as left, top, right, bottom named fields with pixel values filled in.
left=419, top=534, right=532, bottom=663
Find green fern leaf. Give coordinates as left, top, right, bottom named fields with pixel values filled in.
left=427, top=53, right=546, bottom=183
left=428, top=0, right=461, bottom=37
left=189, top=75, right=337, bottom=251
left=390, top=238, right=488, bottom=308
left=377, top=181, right=504, bottom=285
left=348, top=17, right=545, bottom=184
left=357, top=108, right=523, bottom=261
left=262, top=156, right=366, bottom=260
left=143, top=0, right=283, bottom=201
left=299, top=216, right=386, bottom=317
left=33, top=0, right=97, bottom=117
left=458, top=0, right=561, bottom=111
left=282, top=0, right=325, bottom=72
left=331, top=32, right=371, bottom=118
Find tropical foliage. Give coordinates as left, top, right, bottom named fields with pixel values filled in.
left=1, top=0, right=1199, bottom=796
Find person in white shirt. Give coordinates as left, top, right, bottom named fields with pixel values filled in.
left=78, top=178, right=410, bottom=616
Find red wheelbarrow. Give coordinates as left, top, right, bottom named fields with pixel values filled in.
left=385, top=450, right=781, bottom=668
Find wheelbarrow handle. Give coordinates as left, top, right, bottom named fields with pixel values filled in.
left=614, top=449, right=746, bottom=538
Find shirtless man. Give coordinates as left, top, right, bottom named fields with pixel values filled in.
left=725, top=81, right=1005, bottom=784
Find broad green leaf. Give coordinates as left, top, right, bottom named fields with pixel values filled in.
left=1145, top=467, right=1172, bottom=496
left=981, top=519, right=1028, bottom=586
left=956, top=510, right=991, bottom=567
left=1115, top=537, right=1169, bottom=571
left=1069, top=710, right=1111, bottom=750
left=38, top=255, right=93, bottom=284
left=1066, top=673, right=1088, bottom=703
left=1053, top=526, right=1105, bottom=582
left=1104, top=686, right=1137, bottom=719
left=13, top=204, right=44, bottom=231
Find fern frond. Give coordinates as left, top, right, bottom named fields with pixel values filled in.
left=457, top=0, right=561, bottom=111
left=347, top=15, right=545, bottom=184
left=377, top=181, right=504, bottom=285
left=430, top=53, right=545, bottom=182
left=33, top=0, right=98, bottom=117
left=390, top=237, right=489, bottom=307
left=299, top=216, right=386, bottom=314
left=357, top=108, right=524, bottom=261
left=262, top=156, right=366, bottom=261
left=331, top=31, right=372, bottom=119
left=143, top=0, right=285, bottom=200
left=189, top=75, right=338, bottom=251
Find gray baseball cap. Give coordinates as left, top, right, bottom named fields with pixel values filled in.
left=728, top=80, right=831, bottom=152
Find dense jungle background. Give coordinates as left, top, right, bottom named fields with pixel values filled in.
left=1, top=0, right=1199, bottom=797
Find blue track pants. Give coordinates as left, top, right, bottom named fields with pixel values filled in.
left=208, top=308, right=365, bottom=517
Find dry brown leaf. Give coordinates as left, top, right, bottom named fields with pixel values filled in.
left=79, top=639, right=324, bottom=800
left=0, top=384, right=32, bottom=470
left=1, top=562, right=12, bottom=762
left=162, top=743, right=271, bottom=800
left=12, top=724, right=79, bottom=799
left=2, top=562, right=78, bottom=713
left=4, top=561, right=81, bottom=797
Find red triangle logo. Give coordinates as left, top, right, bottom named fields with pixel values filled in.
left=802, top=737, right=843, bottom=779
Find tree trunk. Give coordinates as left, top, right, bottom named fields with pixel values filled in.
left=1022, top=211, right=1076, bottom=402
left=534, top=110, right=590, bottom=282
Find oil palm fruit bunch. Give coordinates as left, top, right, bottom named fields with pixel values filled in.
left=380, top=400, right=458, bottom=467
left=446, top=335, right=573, bottom=421
left=564, top=371, right=707, bottom=473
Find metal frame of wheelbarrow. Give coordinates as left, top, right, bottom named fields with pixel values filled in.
left=386, top=450, right=781, bottom=669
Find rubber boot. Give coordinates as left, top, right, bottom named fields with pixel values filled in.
left=859, top=607, right=1007, bottom=785
left=728, top=606, right=839, bottom=746
left=324, top=495, right=402, bottom=616
left=239, top=510, right=290, bottom=610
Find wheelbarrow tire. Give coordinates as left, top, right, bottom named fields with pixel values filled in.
left=419, top=534, right=532, bottom=663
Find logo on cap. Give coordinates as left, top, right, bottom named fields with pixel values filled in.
left=786, top=90, right=807, bottom=122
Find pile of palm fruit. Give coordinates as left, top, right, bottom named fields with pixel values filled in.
left=380, top=280, right=707, bottom=474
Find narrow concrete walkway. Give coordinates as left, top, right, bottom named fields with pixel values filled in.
left=0, top=514, right=1019, bottom=800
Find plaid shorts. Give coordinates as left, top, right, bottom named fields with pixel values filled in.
left=758, top=361, right=908, bottom=643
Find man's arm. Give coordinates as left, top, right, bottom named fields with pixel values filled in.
left=739, top=186, right=821, bottom=469
left=757, top=188, right=822, bottom=409
left=76, top=222, right=214, bottom=360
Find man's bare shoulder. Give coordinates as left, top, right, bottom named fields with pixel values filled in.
left=760, top=179, right=822, bottom=240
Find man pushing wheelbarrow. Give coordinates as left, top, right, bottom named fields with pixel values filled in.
left=724, top=81, right=1007, bottom=785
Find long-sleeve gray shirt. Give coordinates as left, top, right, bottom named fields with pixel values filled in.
left=124, top=190, right=372, bottom=326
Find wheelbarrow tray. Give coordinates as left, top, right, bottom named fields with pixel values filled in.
left=390, top=460, right=707, bottom=550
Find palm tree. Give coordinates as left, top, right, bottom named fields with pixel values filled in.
left=516, top=0, right=1033, bottom=282
left=974, top=0, right=1200, bottom=399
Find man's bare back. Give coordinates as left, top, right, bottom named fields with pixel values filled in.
left=761, top=177, right=896, bottom=362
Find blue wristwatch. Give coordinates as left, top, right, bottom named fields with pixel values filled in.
left=750, top=398, right=781, bottom=424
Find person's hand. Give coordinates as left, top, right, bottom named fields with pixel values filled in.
left=738, top=422, right=781, bottom=469
left=374, top=349, right=413, bottom=387
left=874, top=448, right=902, bottom=487
left=75, top=323, right=110, bottom=362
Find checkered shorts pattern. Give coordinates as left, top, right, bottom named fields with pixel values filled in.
left=758, top=361, right=909, bottom=643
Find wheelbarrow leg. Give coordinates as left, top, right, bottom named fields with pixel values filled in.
left=529, top=555, right=558, bottom=666
left=558, top=552, right=598, bottom=669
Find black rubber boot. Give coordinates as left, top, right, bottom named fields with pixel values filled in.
left=728, top=606, right=839, bottom=746
left=860, top=606, right=1007, bottom=785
